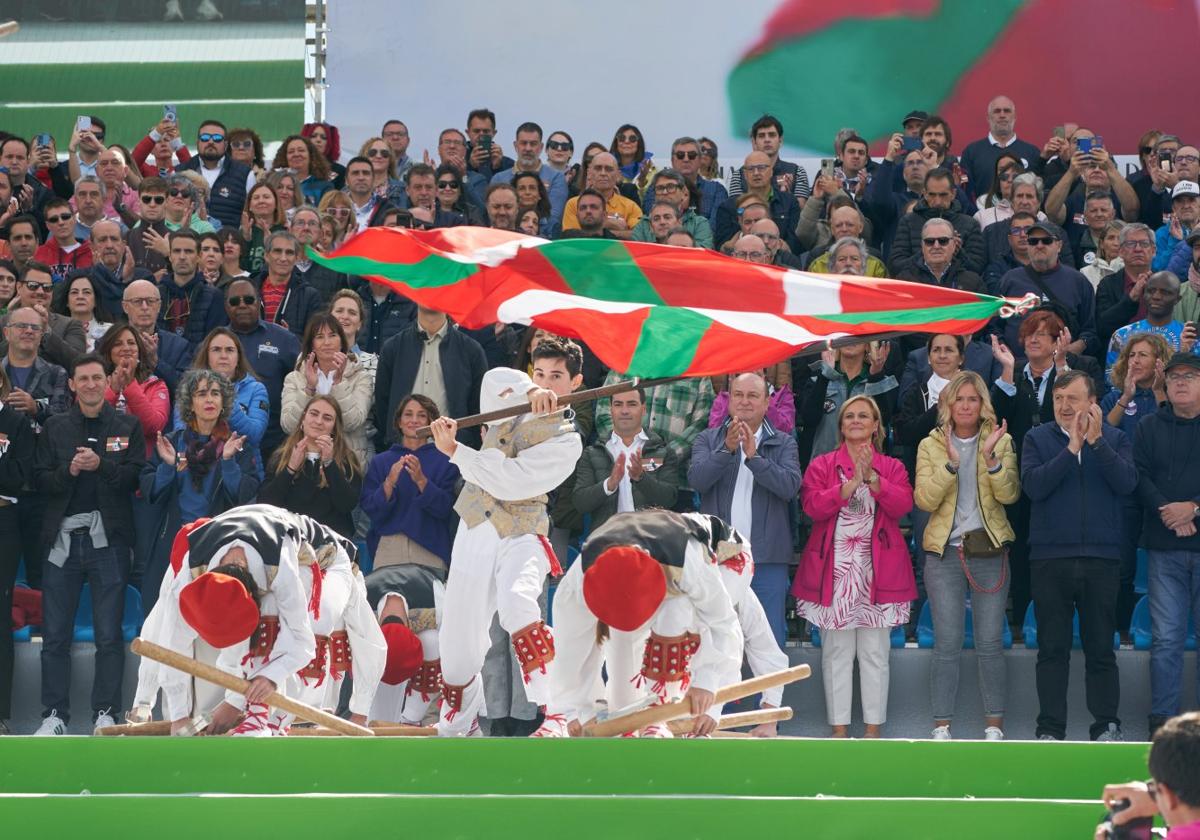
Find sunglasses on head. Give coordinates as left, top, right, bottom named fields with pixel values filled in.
left=674, top=150, right=699, bottom=160
left=546, top=140, right=572, bottom=152
left=198, top=133, right=224, bottom=143
left=922, top=237, right=952, bottom=246
left=227, top=295, right=257, bottom=306
left=46, top=213, right=72, bottom=224
left=1026, top=235, right=1055, bottom=246
left=141, top=194, right=166, bottom=205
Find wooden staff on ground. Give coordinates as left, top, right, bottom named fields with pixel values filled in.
left=131, top=637, right=374, bottom=737
left=290, top=723, right=436, bottom=737
left=583, top=664, right=810, bottom=737
left=665, top=706, right=792, bottom=736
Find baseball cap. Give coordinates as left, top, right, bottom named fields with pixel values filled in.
left=1171, top=180, right=1199, bottom=200
left=1165, top=353, right=1200, bottom=374
left=1026, top=220, right=1065, bottom=241
left=902, top=110, right=928, bottom=127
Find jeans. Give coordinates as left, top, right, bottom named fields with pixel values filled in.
left=1117, top=500, right=1142, bottom=634
left=750, top=564, right=791, bottom=647
left=40, top=533, right=128, bottom=723
left=1005, top=494, right=1032, bottom=630
left=1031, top=557, right=1120, bottom=740
left=1146, top=549, right=1200, bottom=719
left=925, top=551, right=1009, bottom=721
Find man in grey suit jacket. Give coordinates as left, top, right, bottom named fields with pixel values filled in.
left=0, top=261, right=85, bottom=370
left=688, top=371, right=802, bottom=646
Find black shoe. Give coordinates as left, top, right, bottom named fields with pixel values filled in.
left=1148, top=715, right=1170, bottom=740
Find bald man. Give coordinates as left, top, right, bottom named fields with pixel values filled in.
left=958, top=95, right=1041, bottom=197
left=714, top=151, right=800, bottom=250
left=560, top=151, right=642, bottom=236
left=121, top=278, right=191, bottom=393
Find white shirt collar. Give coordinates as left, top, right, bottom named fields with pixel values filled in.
left=988, top=133, right=1018, bottom=148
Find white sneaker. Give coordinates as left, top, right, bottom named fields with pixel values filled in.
left=984, top=726, right=1005, bottom=741
left=931, top=725, right=951, bottom=741
left=35, top=713, right=66, bottom=736
left=93, top=711, right=117, bottom=733
left=164, top=0, right=184, bottom=21
left=530, top=713, right=570, bottom=737
left=195, top=0, right=224, bottom=20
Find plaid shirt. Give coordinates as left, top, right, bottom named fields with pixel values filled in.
left=594, top=372, right=714, bottom=484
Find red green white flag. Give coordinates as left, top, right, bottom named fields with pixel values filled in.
left=312, top=227, right=1020, bottom=378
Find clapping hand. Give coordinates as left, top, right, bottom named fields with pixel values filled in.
left=628, top=449, right=646, bottom=481
left=221, top=432, right=247, bottom=461
left=155, top=432, right=183, bottom=471
left=983, top=418, right=1008, bottom=462
left=606, top=451, right=626, bottom=493
left=402, top=453, right=426, bottom=491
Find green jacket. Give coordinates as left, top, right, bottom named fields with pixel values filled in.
left=630, top=207, right=714, bottom=249
left=571, top=430, right=680, bottom=531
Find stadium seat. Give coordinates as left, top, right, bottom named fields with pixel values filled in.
left=73, top=585, right=143, bottom=643
left=916, top=598, right=1012, bottom=649
left=1134, top=549, right=1148, bottom=595
left=1131, top=595, right=1198, bottom=652
left=354, top=540, right=373, bottom=574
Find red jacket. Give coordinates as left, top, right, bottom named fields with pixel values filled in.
left=792, top=444, right=916, bottom=608
left=34, top=238, right=92, bottom=281
left=132, top=133, right=193, bottom=177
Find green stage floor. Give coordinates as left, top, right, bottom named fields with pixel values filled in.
left=0, top=737, right=1157, bottom=838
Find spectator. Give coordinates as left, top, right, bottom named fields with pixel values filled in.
left=139, top=368, right=257, bottom=612
left=130, top=119, right=191, bottom=177
left=560, top=152, right=642, bottom=237
left=1154, top=181, right=1200, bottom=271
left=610, top=124, right=656, bottom=198
left=697, top=137, right=720, bottom=180
left=797, top=340, right=897, bottom=465
left=558, top=188, right=616, bottom=239
left=511, top=172, right=555, bottom=238
left=1107, top=271, right=1197, bottom=376
left=175, top=119, right=254, bottom=230
left=795, top=395, right=914, bottom=738
left=407, top=163, right=464, bottom=229
left=222, top=279, right=299, bottom=458
left=801, top=202, right=881, bottom=273
left=301, top=121, right=344, bottom=189
left=341, top=156, right=388, bottom=234
left=51, top=273, right=112, bottom=352
left=197, top=232, right=230, bottom=290
left=238, top=183, right=286, bottom=275
left=689, top=371, right=803, bottom=644
left=359, top=393, right=459, bottom=569
left=973, top=152, right=1025, bottom=229
left=4, top=215, right=41, bottom=274
left=226, top=127, right=266, bottom=184
left=1022, top=370, right=1136, bottom=741
left=358, top=136, right=406, bottom=209
left=1096, top=223, right=1157, bottom=347
left=983, top=179, right=1054, bottom=291
left=280, top=313, right=372, bottom=468
left=290, top=207, right=345, bottom=302
left=260, top=394, right=363, bottom=539
left=0, top=138, right=51, bottom=232
left=381, top=119, right=414, bottom=181
left=255, top=231, right=322, bottom=338
left=544, top=130, right=573, bottom=180
left=728, top=115, right=811, bottom=206
left=266, top=168, right=304, bottom=222
left=127, top=177, right=170, bottom=274
left=33, top=353, right=145, bottom=736
left=714, top=151, right=800, bottom=251
left=435, top=163, right=483, bottom=227
left=1082, top=219, right=1126, bottom=291
left=70, top=176, right=110, bottom=242
left=489, top=122, right=567, bottom=225
left=894, top=334, right=967, bottom=478
left=572, top=386, right=679, bottom=531
left=187, top=327, right=268, bottom=476
left=35, top=198, right=92, bottom=283
left=316, top=190, right=354, bottom=244
left=0, top=365, right=34, bottom=734
left=217, top=228, right=249, bottom=282
left=374, top=304, right=486, bottom=451
left=914, top=370, right=1020, bottom=741
left=731, top=234, right=769, bottom=263
left=2, top=262, right=85, bottom=369
left=29, top=134, right=72, bottom=201
left=353, top=272, right=415, bottom=354
left=1132, top=353, right=1200, bottom=736
left=157, top=174, right=215, bottom=235
left=1097, top=712, right=1200, bottom=838
left=1103, top=333, right=1172, bottom=634
left=120, top=279, right=189, bottom=396
left=156, top=230, right=224, bottom=346
left=434, top=127, right=489, bottom=210
left=996, top=220, right=1098, bottom=359
left=864, top=143, right=929, bottom=260
left=957, top=95, right=1040, bottom=197
left=465, top=107, right=514, bottom=180
left=834, top=134, right=873, bottom=199
left=1074, top=191, right=1117, bottom=268
left=272, top=135, right=332, bottom=207
left=0, top=261, right=15, bottom=315
left=631, top=169, right=713, bottom=248
left=898, top=332, right=998, bottom=405
left=1135, top=133, right=1180, bottom=227
left=93, top=146, right=140, bottom=229
left=642, top=136, right=728, bottom=227
left=65, top=116, right=106, bottom=181
left=96, top=323, right=168, bottom=458
left=749, top=218, right=803, bottom=269
left=897, top=217, right=986, bottom=292
left=888, top=167, right=985, bottom=274
left=1045, top=134, right=1140, bottom=243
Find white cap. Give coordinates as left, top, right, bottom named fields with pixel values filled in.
left=1171, top=180, right=1199, bottom=200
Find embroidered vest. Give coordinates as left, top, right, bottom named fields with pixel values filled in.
left=454, top=412, right=576, bottom=538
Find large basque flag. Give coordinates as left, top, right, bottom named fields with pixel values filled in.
left=312, top=227, right=1017, bottom=379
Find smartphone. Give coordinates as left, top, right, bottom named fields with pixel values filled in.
left=901, top=135, right=923, bottom=153
left=1076, top=137, right=1094, bottom=154
left=1160, top=151, right=1174, bottom=173
left=820, top=158, right=835, bottom=179
left=478, top=134, right=492, bottom=151
left=1052, top=126, right=1066, bottom=139
left=34, top=133, right=51, bottom=148
left=163, top=104, right=177, bottom=123
left=1093, top=135, right=1104, bottom=148
left=76, top=115, right=91, bottom=134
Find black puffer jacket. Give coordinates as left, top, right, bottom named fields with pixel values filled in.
left=888, top=198, right=985, bottom=275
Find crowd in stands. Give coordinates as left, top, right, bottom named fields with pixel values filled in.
left=1, top=97, right=1198, bottom=743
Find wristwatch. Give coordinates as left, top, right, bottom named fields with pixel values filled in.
left=944, top=462, right=958, bottom=475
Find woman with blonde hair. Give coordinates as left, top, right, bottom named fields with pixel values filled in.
left=359, top=136, right=406, bottom=207
left=265, top=168, right=303, bottom=221
left=914, top=370, right=1020, bottom=742
left=794, top=395, right=915, bottom=737
left=317, top=190, right=353, bottom=244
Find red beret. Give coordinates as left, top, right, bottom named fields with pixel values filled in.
left=170, top=518, right=212, bottom=575
left=380, top=622, right=424, bottom=685
left=180, top=572, right=259, bottom=649
left=583, top=546, right=666, bottom=632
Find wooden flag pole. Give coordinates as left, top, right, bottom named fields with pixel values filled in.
left=582, top=664, right=810, bottom=737
left=131, top=637, right=374, bottom=737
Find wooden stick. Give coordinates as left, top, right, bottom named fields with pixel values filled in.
left=709, top=730, right=754, bottom=738
left=131, top=637, right=374, bottom=737
left=95, top=720, right=174, bottom=737
left=666, top=706, right=792, bottom=735
left=413, top=376, right=678, bottom=436
left=582, top=664, right=810, bottom=737
left=290, top=723, right=436, bottom=737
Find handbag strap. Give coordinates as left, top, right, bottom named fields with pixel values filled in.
left=957, top=542, right=1007, bottom=594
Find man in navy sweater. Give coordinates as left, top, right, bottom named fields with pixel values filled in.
left=1021, top=370, right=1137, bottom=741
left=1133, top=353, right=1200, bottom=737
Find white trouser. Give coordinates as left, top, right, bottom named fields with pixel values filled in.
left=437, top=521, right=552, bottom=735
left=369, top=628, right=441, bottom=725
left=292, top=565, right=353, bottom=716
left=819, top=626, right=892, bottom=726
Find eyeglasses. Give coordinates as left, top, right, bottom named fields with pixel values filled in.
left=1122, top=240, right=1153, bottom=250
left=674, top=151, right=699, bottom=160
left=140, top=194, right=166, bottom=205
left=1139, top=146, right=1154, bottom=155
left=366, top=148, right=390, bottom=157
left=617, top=133, right=639, bottom=143
left=227, top=295, right=258, bottom=306
left=1167, top=371, right=1200, bottom=382
left=198, top=133, right=225, bottom=143
left=437, top=180, right=460, bottom=189
left=168, top=188, right=193, bottom=198
left=733, top=251, right=767, bottom=261
left=22, top=280, right=52, bottom=292
left=546, top=140, right=572, bottom=152
left=655, top=183, right=680, bottom=193
left=229, top=140, right=254, bottom=150
left=327, top=207, right=350, bottom=217
left=1026, top=236, right=1056, bottom=246
left=1176, top=154, right=1200, bottom=164
left=922, top=237, right=952, bottom=246
left=700, top=147, right=716, bottom=157
left=7, top=322, right=43, bottom=333
left=92, top=132, right=105, bottom=141
left=125, top=296, right=160, bottom=307
left=743, top=164, right=771, bottom=174
left=46, top=213, right=72, bottom=224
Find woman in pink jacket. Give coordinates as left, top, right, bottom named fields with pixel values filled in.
left=793, top=395, right=916, bottom=738
left=97, top=324, right=170, bottom=459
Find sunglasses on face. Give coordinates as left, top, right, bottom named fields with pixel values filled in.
left=46, top=213, right=72, bottom=224
left=168, top=188, right=193, bottom=198
left=617, top=133, right=639, bottom=143
left=366, top=148, right=389, bottom=157
left=23, top=280, right=52, bottom=292
left=922, top=237, right=952, bottom=246
left=437, top=180, right=460, bottom=189
left=198, top=133, right=225, bottom=143
left=141, top=194, right=166, bottom=205
left=227, top=295, right=257, bottom=306
left=546, top=140, right=572, bottom=152
left=229, top=140, right=254, bottom=150
left=674, top=151, right=699, bottom=160
left=700, top=147, right=716, bottom=157
left=1026, top=236, right=1055, bottom=246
